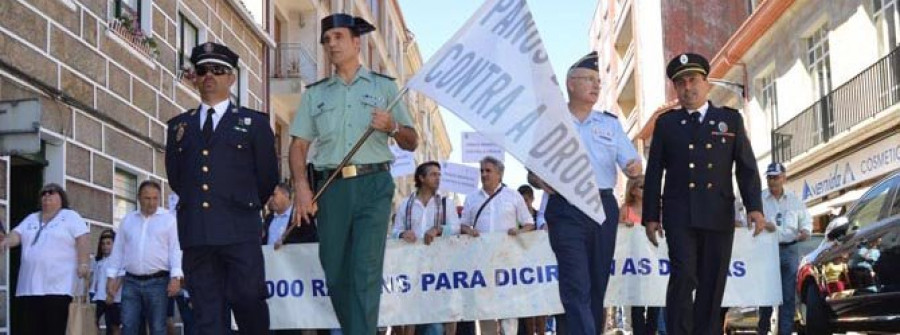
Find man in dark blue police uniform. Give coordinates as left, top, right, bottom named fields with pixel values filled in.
left=165, top=42, right=278, bottom=335
left=642, top=52, right=765, bottom=335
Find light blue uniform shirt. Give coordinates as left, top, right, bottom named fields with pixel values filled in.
left=572, top=110, right=639, bottom=189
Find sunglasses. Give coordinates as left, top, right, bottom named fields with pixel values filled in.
left=40, top=189, right=58, bottom=196
left=195, top=65, right=232, bottom=76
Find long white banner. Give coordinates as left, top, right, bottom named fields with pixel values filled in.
left=406, top=0, right=606, bottom=225
left=265, top=229, right=781, bottom=329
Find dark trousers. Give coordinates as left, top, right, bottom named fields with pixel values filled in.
left=316, top=171, right=394, bottom=335
left=18, top=295, right=73, bottom=334
left=545, top=191, right=619, bottom=335
left=630, top=306, right=659, bottom=335
left=664, top=227, right=734, bottom=335
left=183, top=241, right=270, bottom=335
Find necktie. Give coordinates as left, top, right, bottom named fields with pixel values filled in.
left=202, top=108, right=215, bottom=142
left=690, top=111, right=701, bottom=124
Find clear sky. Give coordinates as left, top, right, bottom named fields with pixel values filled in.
left=397, top=0, right=598, bottom=201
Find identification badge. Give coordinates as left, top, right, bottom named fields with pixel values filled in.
left=175, top=122, right=187, bottom=142
left=361, top=94, right=384, bottom=108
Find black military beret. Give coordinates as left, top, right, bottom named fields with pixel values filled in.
left=666, top=53, right=710, bottom=80
left=320, top=13, right=376, bottom=43
left=570, top=51, right=599, bottom=72
left=190, top=42, right=239, bottom=68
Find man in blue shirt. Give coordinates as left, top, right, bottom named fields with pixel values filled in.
left=533, top=52, right=642, bottom=335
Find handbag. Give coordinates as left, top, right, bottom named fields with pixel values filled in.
left=66, top=274, right=98, bottom=335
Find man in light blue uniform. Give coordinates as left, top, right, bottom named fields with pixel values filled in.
left=532, top=51, right=642, bottom=335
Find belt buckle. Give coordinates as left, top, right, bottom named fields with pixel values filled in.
left=341, top=165, right=358, bottom=178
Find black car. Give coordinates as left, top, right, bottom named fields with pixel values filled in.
left=796, top=170, right=900, bottom=334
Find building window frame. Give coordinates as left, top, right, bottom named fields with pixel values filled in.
left=113, top=168, right=138, bottom=226
left=873, top=0, right=899, bottom=53
left=178, top=13, right=199, bottom=71
left=806, top=26, right=833, bottom=98
left=759, top=72, right=779, bottom=127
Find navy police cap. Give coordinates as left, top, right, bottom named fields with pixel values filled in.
left=570, top=51, right=599, bottom=72
left=666, top=53, right=710, bottom=80
left=320, top=13, right=376, bottom=43
left=190, top=42, right=239, bottom=68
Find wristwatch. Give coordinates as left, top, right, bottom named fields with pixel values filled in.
left=388, top=122, right=400, bottom=137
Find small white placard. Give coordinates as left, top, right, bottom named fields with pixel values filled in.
left=438, top=161, right=480, bottom=195
left=461, top=132, right=505, bottom=163
left=390, top=145, right=416, bottom=178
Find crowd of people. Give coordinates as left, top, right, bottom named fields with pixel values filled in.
left=0, top=11, right=816, bottom=335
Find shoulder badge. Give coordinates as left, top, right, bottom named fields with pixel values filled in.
left=305, top=77, right=329, bottom=89
left=175, top=122, right=187, bottom=142
left=372, top=72, right=396, bottom=81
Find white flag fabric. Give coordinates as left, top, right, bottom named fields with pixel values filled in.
left=406, top=0, right=606, bottom=224
left=264, top=230, right=782, bottom=329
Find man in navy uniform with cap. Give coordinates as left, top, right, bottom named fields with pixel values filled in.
left=288, top=14, right=417, bottom=334
left=530, top=51, right=642, bottom=335
left=642, top=52, right=765, bottom=335
left=165, top=42, right=278, bottom=334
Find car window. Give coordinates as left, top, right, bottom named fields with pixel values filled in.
left=847, top=176, right=898, bottom=230
left=890, top=176, right=900, bottom=217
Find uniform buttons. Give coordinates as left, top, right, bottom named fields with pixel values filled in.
left=202, top=184, right=209, bottom=191
left=178, top=148, right=183, bottom=152
left=689, top=182, right=695, bottom=189
left=237, top=144, right=243, bottom=149
left=202, top=202, right=210, bottom=208
left=689, top=163, right=695, bottom=169
left=708, top=163, right=713, bottom=169
left=707, top=183, right=713, bottom=189
left=689, top=144, right=694, bottom=150
left=202, top=150, right=209, bottom=156
left=706, top=143, right=712, bottom=149
left=202, top=166, right=209, bottom=172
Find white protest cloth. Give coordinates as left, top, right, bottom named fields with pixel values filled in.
left=264, top=229, right=781, bottom=329
left=406, top=0, right=606, bottom=224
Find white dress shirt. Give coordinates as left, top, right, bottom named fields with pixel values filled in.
left=536, top=192, right=549, bottom=229
left=688, top=101, right=710, bottom=122
left=761, top=189, right=813, bottom=243
left=107, top=207, right=183, bottom=278
left=13, top=209, right=90, bottom=296
left=267, top=206, right=292, bottom=245
left=392, top=192, right=461, bottom=238
left=461, top=185, right=534, bottom=233
left=199, top=99, right=229, bottom=131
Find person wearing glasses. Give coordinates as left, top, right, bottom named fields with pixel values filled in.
left=756, top=162, right=811, bottom=335
left=529, top=52, right=642, bottom=335
left=0, top=183, right=91, bottom=334
left=165, top=41, right=278, bottom=334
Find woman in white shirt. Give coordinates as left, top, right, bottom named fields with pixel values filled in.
left=0, top=183, right=91, bottom=334
left=92, top=229, right=122, bottom=335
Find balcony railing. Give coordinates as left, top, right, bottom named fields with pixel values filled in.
left=772, top=46, right=900, bottom=162
left=272, top=43, right=318, bottom=84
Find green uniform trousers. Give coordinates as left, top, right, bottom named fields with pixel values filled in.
left=316, top=170, right=394, bottom=334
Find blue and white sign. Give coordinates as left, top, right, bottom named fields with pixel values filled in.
left=788, top=133, right=900, bottom=202
left=264, top=229, right=780, bottom=329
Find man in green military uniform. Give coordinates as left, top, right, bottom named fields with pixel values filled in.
left=288, top=13, right=418, bottom=334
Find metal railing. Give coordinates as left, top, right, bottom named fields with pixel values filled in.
left=772, top=46, right=900, bottom=162
left=272, top=43, right=318, bottom=83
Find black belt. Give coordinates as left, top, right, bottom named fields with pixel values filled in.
left=126, top=271, right=170, bottom=280
left=314, top=162, right=390, bottom=181
left=779, top=240, right=798, bottom=247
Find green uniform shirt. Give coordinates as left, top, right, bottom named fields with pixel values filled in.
left=291, top=66, right=413, bottom=169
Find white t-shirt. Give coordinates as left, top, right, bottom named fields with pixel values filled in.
left=13, top=209, right=90, bottom=296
